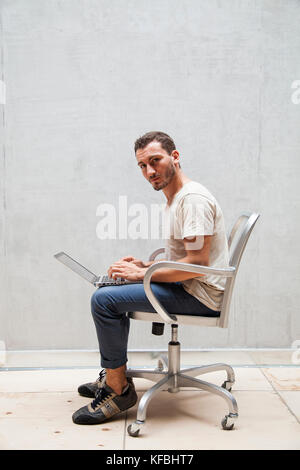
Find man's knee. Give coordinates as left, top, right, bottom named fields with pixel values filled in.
left=91, top=289, right=105, bottom=312
left=91, top=287, right=114, bottom=313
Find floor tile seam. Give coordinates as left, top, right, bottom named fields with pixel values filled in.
left=260, top=368, right=300, bottom=425
left=136, top=389, right=276, bottom=393
left=276, top=394, right=300, bottom=425
left=0, top=390, right=85, bottom=394
left=275, top=390, right=300, bottom=426
left=1, top=364, right=300, bottom=372
left=6, top=348, right=297, bottom=352
left=0, top=389, right=279, bottom=395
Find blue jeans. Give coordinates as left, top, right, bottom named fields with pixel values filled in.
left=91, top=282, right=220, bottom=369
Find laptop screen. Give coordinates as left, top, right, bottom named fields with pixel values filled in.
left=54, top=252, right=98, bottom=284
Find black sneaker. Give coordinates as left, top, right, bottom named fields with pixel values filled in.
left=78, top=370, right=134, bottom=398
left=72, top=381, right=138, bottom=425
left=77, top=369, right=107, bottom=398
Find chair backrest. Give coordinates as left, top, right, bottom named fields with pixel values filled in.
left=218, top=212, right=260, bottom=328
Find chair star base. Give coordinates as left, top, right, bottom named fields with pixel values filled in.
left=126, top=326, right=238, bottom=436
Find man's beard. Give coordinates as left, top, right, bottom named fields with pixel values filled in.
left=151, top=161, right=176, bottom=191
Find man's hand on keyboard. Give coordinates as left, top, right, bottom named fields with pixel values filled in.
left=116, top=255, right=146, bottom=268
left=108, top=260, right=146, bottom=282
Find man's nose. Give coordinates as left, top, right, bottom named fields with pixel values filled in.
left=146, top=165, right=156, bottom=178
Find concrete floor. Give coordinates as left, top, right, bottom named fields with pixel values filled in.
left=0, top=350, right=299, bottom=450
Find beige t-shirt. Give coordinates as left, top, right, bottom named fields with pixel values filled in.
left=164, top=181, right=229, bottom=311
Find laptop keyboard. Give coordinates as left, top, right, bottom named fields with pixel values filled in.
left=98, top=275, right=127, bottom=285
left=96, top=275, right=143, bottom=286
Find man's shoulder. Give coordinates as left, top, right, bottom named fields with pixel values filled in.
left=177, top=181, right=216, bottom=205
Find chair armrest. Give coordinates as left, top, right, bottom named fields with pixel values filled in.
left=148, top=248, right=165, bottom=261
left=143, top=261, right=235, bottom=325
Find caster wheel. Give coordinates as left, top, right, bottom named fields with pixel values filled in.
left=127, top=423, right=141, bottom=437
left=221, top=414, right=237, bottom=430
left=221, top=380, right=233, bottom=392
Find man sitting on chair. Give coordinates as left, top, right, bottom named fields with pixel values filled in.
left=72, top=131, right=229, bottom=425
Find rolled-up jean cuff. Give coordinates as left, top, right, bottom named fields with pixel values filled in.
left=100, top=357, right=128, bottom=370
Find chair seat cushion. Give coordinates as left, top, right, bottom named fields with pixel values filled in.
left=127, top=311, right=220, bottom=327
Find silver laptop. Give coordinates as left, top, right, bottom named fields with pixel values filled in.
left=54, top=252, right=143, bottom=287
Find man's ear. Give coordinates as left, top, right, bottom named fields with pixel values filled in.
left=171, top=150, right=180, bottom=165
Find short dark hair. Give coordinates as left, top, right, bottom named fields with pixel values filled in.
left=134, top=131, right=176, bottom=155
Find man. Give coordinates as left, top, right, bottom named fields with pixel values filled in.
left=72, top=131, right=229, bottom=425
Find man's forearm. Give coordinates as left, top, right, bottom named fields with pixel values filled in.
left=142, top=259, right=166, bottom=268
left=140, top=256, right=206, bottom=282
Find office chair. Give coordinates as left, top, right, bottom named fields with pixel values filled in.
left=126, top=212, right=260, bottom=437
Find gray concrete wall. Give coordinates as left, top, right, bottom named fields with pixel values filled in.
left=0, top=0, right=299, bottom=350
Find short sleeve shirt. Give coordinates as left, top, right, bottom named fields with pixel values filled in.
left=164, top=181, right=229, bottom=311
